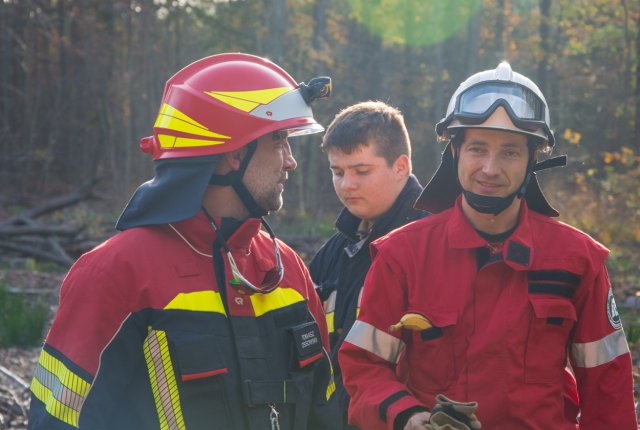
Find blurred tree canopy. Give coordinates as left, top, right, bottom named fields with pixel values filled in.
left=0, top=0, right=639, bottom=288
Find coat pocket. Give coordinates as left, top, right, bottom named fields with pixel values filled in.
left=409, top=310, right=458, bottom=392
left=169, top=333, right=233, bottom=427
left=173, top=334, right=228, bottom=382
left=525, top=298, right=577, bottom=383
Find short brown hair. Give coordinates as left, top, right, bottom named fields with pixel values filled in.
left=321, top=101, right=411, bottom=166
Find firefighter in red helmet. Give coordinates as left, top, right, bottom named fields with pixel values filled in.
left=339, top=62, right=637, bottom=429
left=28, top=53, right=338, bottom=430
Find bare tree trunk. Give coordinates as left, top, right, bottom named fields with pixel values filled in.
left=0, top=2, right=11, bottom=131
left=267, top=0, right=287, bottom=64
left=465, top=8, right=480, bottom=75
left=635, top=9, right=640, bottom=147
left=495, top=0, right=505, bottom=59
left=537, top=0, right=552, bottom=95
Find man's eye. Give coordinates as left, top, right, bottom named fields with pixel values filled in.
left=332, top=170, right=344, bottom=177
left=356, top=170, right=370, bottom=175
left=271, top=130, right=288, bottom=140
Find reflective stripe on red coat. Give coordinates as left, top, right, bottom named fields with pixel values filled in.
left=28, top=211, right=337, bottom=430
left=339, top=197, right=636, bottom=430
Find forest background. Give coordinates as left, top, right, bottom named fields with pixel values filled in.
left=1, top=0, right=640, bottom=426
left=1, top=0, right=640, bottom=331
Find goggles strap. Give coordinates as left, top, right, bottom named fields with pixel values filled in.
left=201, top=207, right=282, bottom=294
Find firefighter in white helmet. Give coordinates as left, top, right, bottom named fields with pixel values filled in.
left=339, top=62, right=637, bottom=429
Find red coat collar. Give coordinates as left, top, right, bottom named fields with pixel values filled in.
left=170, top=211, right=263, bottom=255
left=447, top=195, right=534, bottom=269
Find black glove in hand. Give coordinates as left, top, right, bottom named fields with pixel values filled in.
left=426, top=394, right=481, bottom=430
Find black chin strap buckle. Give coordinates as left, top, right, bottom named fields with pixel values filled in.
left=533, top=155, right=567, bottom=172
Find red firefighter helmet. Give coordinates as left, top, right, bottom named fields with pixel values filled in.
left=140, top=53, right=328, bottom=159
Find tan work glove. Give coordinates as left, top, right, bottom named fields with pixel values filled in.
left=426, top=394, right=481, bottom=430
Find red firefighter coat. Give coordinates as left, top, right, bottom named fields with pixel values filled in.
left=339, top=197, right=636, bottom=430
left=29, top=211, right=337, bottom=430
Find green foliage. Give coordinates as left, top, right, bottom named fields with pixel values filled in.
left=0, top=281, right=50, bottom=348
left=620, top=307, right=640, bottom=347
left=346, top=0, right=482, bottom=47
left=269, top=210, right=337, bottom=238
left=555, top=146, right=640, bottom=295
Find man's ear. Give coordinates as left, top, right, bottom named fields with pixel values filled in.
left=394, top=154, right=411, bottom=178
left=223, top=148, right=245, bottom=171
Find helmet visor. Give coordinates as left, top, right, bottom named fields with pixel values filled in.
left=457, top=82, right=545, bottom=122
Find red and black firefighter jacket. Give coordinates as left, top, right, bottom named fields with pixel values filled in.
left=339, top=197, right=637, bottom=430
left=309, top=175, right=426, bottom=429
left=28, top=211, right=337, bottom=430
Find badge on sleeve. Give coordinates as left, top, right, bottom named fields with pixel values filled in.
left=606, top=288, right=622, bottom=330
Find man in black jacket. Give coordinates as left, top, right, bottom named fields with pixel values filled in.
left=309, top=101, right=429, bottom=429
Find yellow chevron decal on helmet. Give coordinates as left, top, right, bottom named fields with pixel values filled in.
left=154, top=103, right=231, bottom=149
left=157, top=134, right=227, bottom=148
left=205, top=87, right=290, bottom=112
left=158, top=103, right=207, bottom=129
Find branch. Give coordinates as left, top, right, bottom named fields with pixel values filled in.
left=0, top=179, right=98, bottom=227
left=0, top=240, right=74, bottom=266
left=0, top=365, right=29, bottom=390
left=0, top=225, right=80, bottom=237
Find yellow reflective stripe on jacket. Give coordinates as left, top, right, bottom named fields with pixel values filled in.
left=30, top=349, right=91, bottom=427
left=345, top=320, right=405, bottom=364
left=326, top=355, right=336, bottom=401
left=571, top=329, right=630, bottom=368
left=250, top=287, right=305, bottom=317
left=323, top=290, right=337, bottom=334
left=144, top=329, right=186, bottom=430
left=356, top=287, right=363, bottom=318
left=164, top=290, right=227, bottom=315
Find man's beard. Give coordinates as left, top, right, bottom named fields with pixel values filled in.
left=257, top=187, right=284, bottom=213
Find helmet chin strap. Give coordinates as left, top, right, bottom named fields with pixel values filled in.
left=463, top=188, right=522, bottom=216
left=209, top=140, right=269, bottom=218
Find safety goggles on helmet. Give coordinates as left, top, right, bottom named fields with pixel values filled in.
left=444, top=82, right=552, bottom=143
left=457, top=81, right=545, bottom=123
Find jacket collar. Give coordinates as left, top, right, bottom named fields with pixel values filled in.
left=335, top=174, right=424, bottom=243
left=447, top=195, right=534, bottom=270
left=169, top=211, right=263, bottom=255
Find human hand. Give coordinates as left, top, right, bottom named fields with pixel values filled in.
left=403, top=411, right=431, bottom=430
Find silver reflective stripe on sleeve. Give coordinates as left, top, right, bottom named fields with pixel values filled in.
left=571, top=329, right=630, bottom=368
left=344, top=320, right=405, bottom=364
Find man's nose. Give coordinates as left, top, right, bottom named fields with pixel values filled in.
left=482, top=154, right=501, bottom=176
left=341, top=171, right=358, bottom=189
left=283, top=141, right=297, bottom=171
